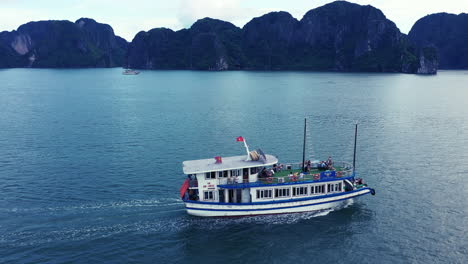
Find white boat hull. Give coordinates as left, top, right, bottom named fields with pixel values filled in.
left=184, top=188, right=371, bottom=217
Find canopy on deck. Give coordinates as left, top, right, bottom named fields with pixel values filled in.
left=182, top=154, right=278, bottom=174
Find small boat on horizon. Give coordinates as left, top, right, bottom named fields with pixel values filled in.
left=122, top=69, right=140, bottom=75
left=179, top=120, right=375, bottom=217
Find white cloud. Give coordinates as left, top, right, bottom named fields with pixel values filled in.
left=177, top=0, right=276, bottom=29
left=110, top=17, right=184, bottom=41
left=0, top=7, right=54, bottom=32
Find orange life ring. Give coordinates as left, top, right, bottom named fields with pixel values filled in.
left=337, top=171, right=343, bottom=177
left=313, top=174, right=320, bottom=180
left=267, top=177, right=273, bottom=183
left=292, top=176, right=297, bottom=181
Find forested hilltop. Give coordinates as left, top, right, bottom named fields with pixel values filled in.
left=128, top=1, right=436, bottom=74
left=2, top=1, right=468, bottom=74
left=0, top=18, right=127, bottom=68
left=409, top=13, right=468, bottom=70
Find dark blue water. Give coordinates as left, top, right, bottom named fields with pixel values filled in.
left=1, top=69, right=467, bottom=263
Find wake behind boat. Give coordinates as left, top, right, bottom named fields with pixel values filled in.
left=179, top=120, right=375, bottom=217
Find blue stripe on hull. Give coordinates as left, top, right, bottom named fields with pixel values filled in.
left=185, top=187, right=370, bottom=206
left=186, top=190, right=370, bottom=212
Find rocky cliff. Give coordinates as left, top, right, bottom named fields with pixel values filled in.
left=409, top=13, right=468, bottom=69
left=127, top=18, right=243, bottom=70
left=1, top=1, right=450, bottom=73
left=0, top=18, right=127, bottom=68
left=293, top=1, right=419, bottom=72
left=127, top=1, right=429, bottom=73
left=242, top=11, right=298, bottom=70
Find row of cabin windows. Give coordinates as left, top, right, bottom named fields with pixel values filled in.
left=205, top=167, right=261, bottom=180
left=293, top=186, right=308, bottom=196
left=256, top=183, right=343, bottom=200
left=207, top=183, right=344, bottom=201
left=312, top=185, right=325, bottom=194
left=275, top=188, right=290, bottom=198
left=256, top=189, right=272, bottom=199
left=327, top=182, right=342, bottom=193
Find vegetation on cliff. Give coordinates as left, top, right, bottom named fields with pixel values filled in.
left=0, top=18, right=127, bottom=68
left=409, top=13, right=468, bottom=69
left=127, top=1, right=433, bottom=73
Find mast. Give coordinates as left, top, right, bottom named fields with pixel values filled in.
left=302, top=118, right=307, bottom=172
left=353, top=123, right=358, bottom=175
left=243, top=138, right=251, bottom=161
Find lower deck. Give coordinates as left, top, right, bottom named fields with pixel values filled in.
left=187, top=178, right=356, bottom=205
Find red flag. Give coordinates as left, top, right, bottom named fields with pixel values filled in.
left=180, top=179, right=189, bottom=199
left=236, top=136, right=244, bottom=142
left=214, top=156, right=222, bottom=163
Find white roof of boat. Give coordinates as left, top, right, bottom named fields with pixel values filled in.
left=182, top=154, right=278, bottom=174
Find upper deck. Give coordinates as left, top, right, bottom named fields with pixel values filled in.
left=218, top=162, right=355, bottom=189
left=182, top=154, right=279, bottom=174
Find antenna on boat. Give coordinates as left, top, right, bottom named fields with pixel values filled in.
left=302, top=118, right=307, bottom=172
left=352, top=122, right=358, bottom=175
left=307, top=119, right=315, bottom=161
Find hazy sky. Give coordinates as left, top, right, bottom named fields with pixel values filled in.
left=0, top=0, right=467, bottom=41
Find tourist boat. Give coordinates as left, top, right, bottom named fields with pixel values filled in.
left=122, top=69, right=140, bottom=75
left=179, top=120, right=375, bottom=217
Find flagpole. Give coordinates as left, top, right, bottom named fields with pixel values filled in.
left=243, top=139, right=251, bottom=161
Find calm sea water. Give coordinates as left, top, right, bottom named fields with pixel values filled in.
left=0, top=68, right=467, bottom=263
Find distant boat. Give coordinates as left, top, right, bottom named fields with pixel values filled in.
left=122, top=69, right=140, bottom=75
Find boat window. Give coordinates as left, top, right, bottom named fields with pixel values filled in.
left=315, top=185, right=325, bottom=194
left=275, top=188, right=290, bottom=198
left=327, top=183, right=342, bottom=193
left=231, top=169, right=241, bottom=177
left=204, top=191, right=214, bottom=201
left=205, top=172, right=216, bottom=179
left=293, top=186, right=308, bottom=196
left=310, top=185, right=315, bottom=194
left=256, top=189, right=273, bottom=199
left=250, top=167, right=260, bottom=174
left=218, top=171, right=228, bottom=178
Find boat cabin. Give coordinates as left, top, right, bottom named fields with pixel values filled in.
left=182, top=154, right=278, bottom=203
